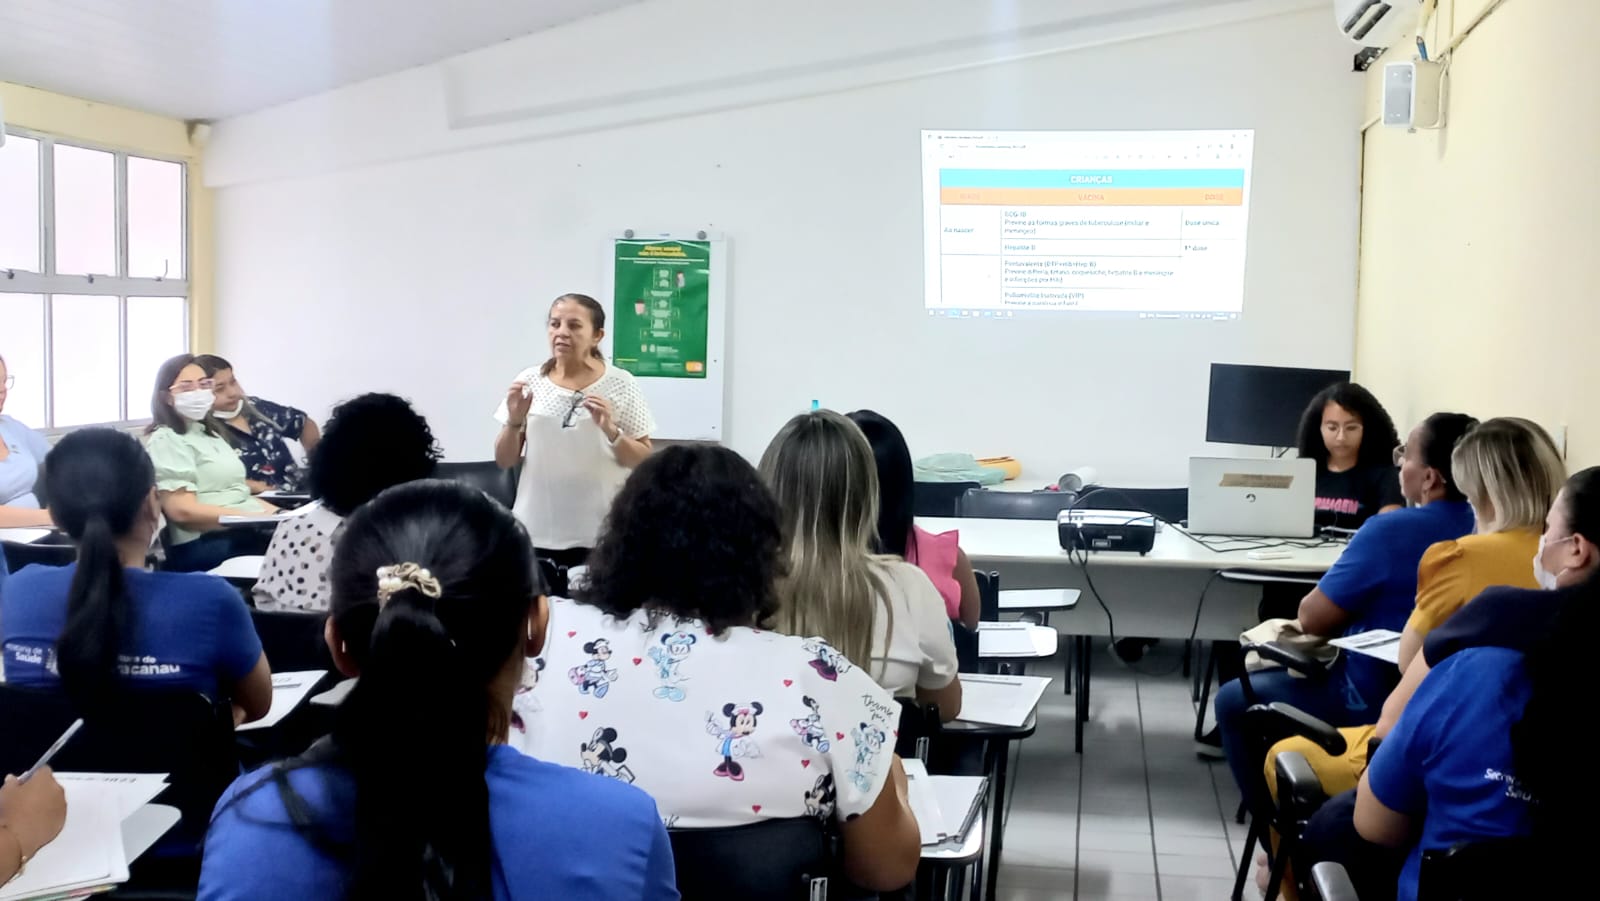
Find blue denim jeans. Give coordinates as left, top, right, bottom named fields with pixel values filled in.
left=1213, top=665, right=1378, bottom=805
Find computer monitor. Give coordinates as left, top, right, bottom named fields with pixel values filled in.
left=1206, top=363, right=1351, bottom=448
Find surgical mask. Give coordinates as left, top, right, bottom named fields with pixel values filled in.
left=1533, top=534, right=1575, bottom=591
left=173, top=390, right=215, bottom=422
left=213, top=402, right=244, bottom=419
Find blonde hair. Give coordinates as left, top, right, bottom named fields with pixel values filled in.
left=1453, top=417, right=1566, bottom=533
left=758, top=410, right=894, bottom=669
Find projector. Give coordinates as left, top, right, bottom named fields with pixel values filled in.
left=1058, top=509, right=1157, bottom=555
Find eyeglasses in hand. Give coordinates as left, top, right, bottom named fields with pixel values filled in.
left=563, top=392, right=587, bottom=429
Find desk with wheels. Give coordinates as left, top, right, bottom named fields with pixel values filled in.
left=921, top=517, right=1343, bottom=751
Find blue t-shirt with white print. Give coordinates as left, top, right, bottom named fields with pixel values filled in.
left=1365, top=647, right=1535, bottom=901
left=1, top=563, right=261, bottom=699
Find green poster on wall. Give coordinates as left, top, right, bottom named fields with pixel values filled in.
left=611, top=239, right=711, bottom=379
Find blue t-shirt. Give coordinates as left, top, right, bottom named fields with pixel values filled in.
left=0, top=563, right=262, bottom=699
left=1316, top=499, right=1475, bottom=710
left=198, top=745, right=679, bottom=900
left=1365, top=647, right=1534, bottom=901
left=0, top=414, right=51, bottom=509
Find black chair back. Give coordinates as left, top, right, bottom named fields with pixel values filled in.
left=957, top=488, right=1077, bottom=520
left=669, top=817, right=843, bottom=900
left=1074, top=486, right=1189, bottom=524
left=960, top=570, right=1001, bottom=674
left=1419, top=838, right=1535, bottom=901
left=912, top=480, right=981, bottom=518
left=0, top=685, right=238, bottom=845
left=251, top=608, right=336, bottom=673
left=894, top=697, right=941, bottom=762
left=435, top=461, right=518, bottom=510
left=2, top=537, right=75, bottom=572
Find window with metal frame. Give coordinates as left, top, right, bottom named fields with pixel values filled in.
left=0, top=126, right=189, bottom=430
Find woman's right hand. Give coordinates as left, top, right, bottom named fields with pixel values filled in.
left=0, top=769, right=68, bottom=859
left=505, top=381, right=532, bottom=423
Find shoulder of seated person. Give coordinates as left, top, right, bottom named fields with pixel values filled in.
left=492, top=746, right=657, bottom=811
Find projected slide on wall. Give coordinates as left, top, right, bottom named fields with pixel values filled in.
left=922, top=129, right=1255, bottom=319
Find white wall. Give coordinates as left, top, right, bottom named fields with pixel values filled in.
left=209, top=0, right=1363, bottom=482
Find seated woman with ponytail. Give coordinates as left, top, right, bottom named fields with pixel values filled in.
left=199, top=481, right=676, bottom=901
left=0, top=429, right=272, bottom=723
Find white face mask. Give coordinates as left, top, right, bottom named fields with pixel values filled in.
left=213, top=402, right=244, bottom=419
left=173, top=389, right=215, bottom=422
left=1533, top=534, right=1574, bottom=591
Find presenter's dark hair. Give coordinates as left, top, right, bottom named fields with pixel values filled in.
left=1295, top=382, right=1400, bottom=469
left=582, top=445, right=786, bottom=635
left=310, top=393, right=442, bottom=517
left=233, top=480, right=544, bottom=900
left=1414, top=412, right=1479, bottom=502
left=848, top=410, right=915, bottom=558
left=45, top=428, right=154, bottom=714
left=538, top=293, right=607, bottom=376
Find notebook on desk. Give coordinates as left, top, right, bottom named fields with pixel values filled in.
left=236, top=670, right=327, bottom=731
left=0, top=782, right=129, bottom=900
left=903, top=760, right=987, bottom=847
left=976, top=622, right=1037, bottom=657
left=956, top=674, right=1052, bottom=728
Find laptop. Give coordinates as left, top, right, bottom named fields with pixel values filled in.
left=1187, top=457, right=1317, bottom=538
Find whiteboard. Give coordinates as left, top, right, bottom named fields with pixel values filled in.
left=602, top=230, right=728, bottom=441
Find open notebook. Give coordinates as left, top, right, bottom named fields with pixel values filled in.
left=903, top=760, right=987, bottom=847
left=955, top=674, right=1052, bottom=728
left=0, top=773, right=173, bottom=901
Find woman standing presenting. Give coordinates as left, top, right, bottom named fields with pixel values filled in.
left=494, top=294, right=655, bottom=589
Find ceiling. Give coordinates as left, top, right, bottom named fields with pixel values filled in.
left=0, top=0, right=651, bottom=121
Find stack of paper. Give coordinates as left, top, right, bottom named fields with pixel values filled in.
left=1329, top=629, right=1402, bottom=665
left=0, top=774, right=171, bottom=901
left=903, top=760, right=987, bottom=846
left=956, top=674, right=1052, bottom=728
left=236, top=670, right=327, bottom=732
left=977, top=622, right=1038, bottom=657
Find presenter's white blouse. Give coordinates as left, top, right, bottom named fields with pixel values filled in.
left=493, top=362, right=656, bottom=549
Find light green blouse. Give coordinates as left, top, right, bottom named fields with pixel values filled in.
left=146, top=423, right=262, bottom=545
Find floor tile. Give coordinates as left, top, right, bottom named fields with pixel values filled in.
left=1160, top=874, right=1241, bottom=901
left=997, top=865, right=1076, bottom=891
left=1076, top=848, right=1156, bottom=875
left=1158, top=852, right=1237, bottom=880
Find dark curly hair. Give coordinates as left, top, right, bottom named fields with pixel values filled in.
left=580, top=444, right=786, bottom=635
left=309, top=393, right=442, bottom=517
left=1295, top=382, right=1400, bottom=469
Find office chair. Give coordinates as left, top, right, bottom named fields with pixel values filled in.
left=250, top=608, right=336, bottom=673
left=1073, top=486, right=1189, bottom=524
left=1, top=536, right=75, bottom=571
left=912, top=481, right=981, bottom=518
left=956, top=488, right=1077, bottom=521
left=894, top=697, right=941, bottom=763
left=435, top=460, right=518, bottom=510
left=668, top=817, right=856, bottom=900
left=1231, top=641, right=1352, bottom=901
left=1310, top=838, right=1537, bottom=901
left=0, top=686, right=238, bottom=855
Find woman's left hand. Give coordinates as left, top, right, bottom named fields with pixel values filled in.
left=583, top=395, right=621, bottom=441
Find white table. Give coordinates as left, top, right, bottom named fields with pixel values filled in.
left=209, top=555, right=265, bottom=581
left=977, top=624, right=1058, bottom=661
left=927, top=516, right=1344, bottom=752
left=0, top=528, right=55, bottom=545
left=922, top=516, right=1342, bottom=642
